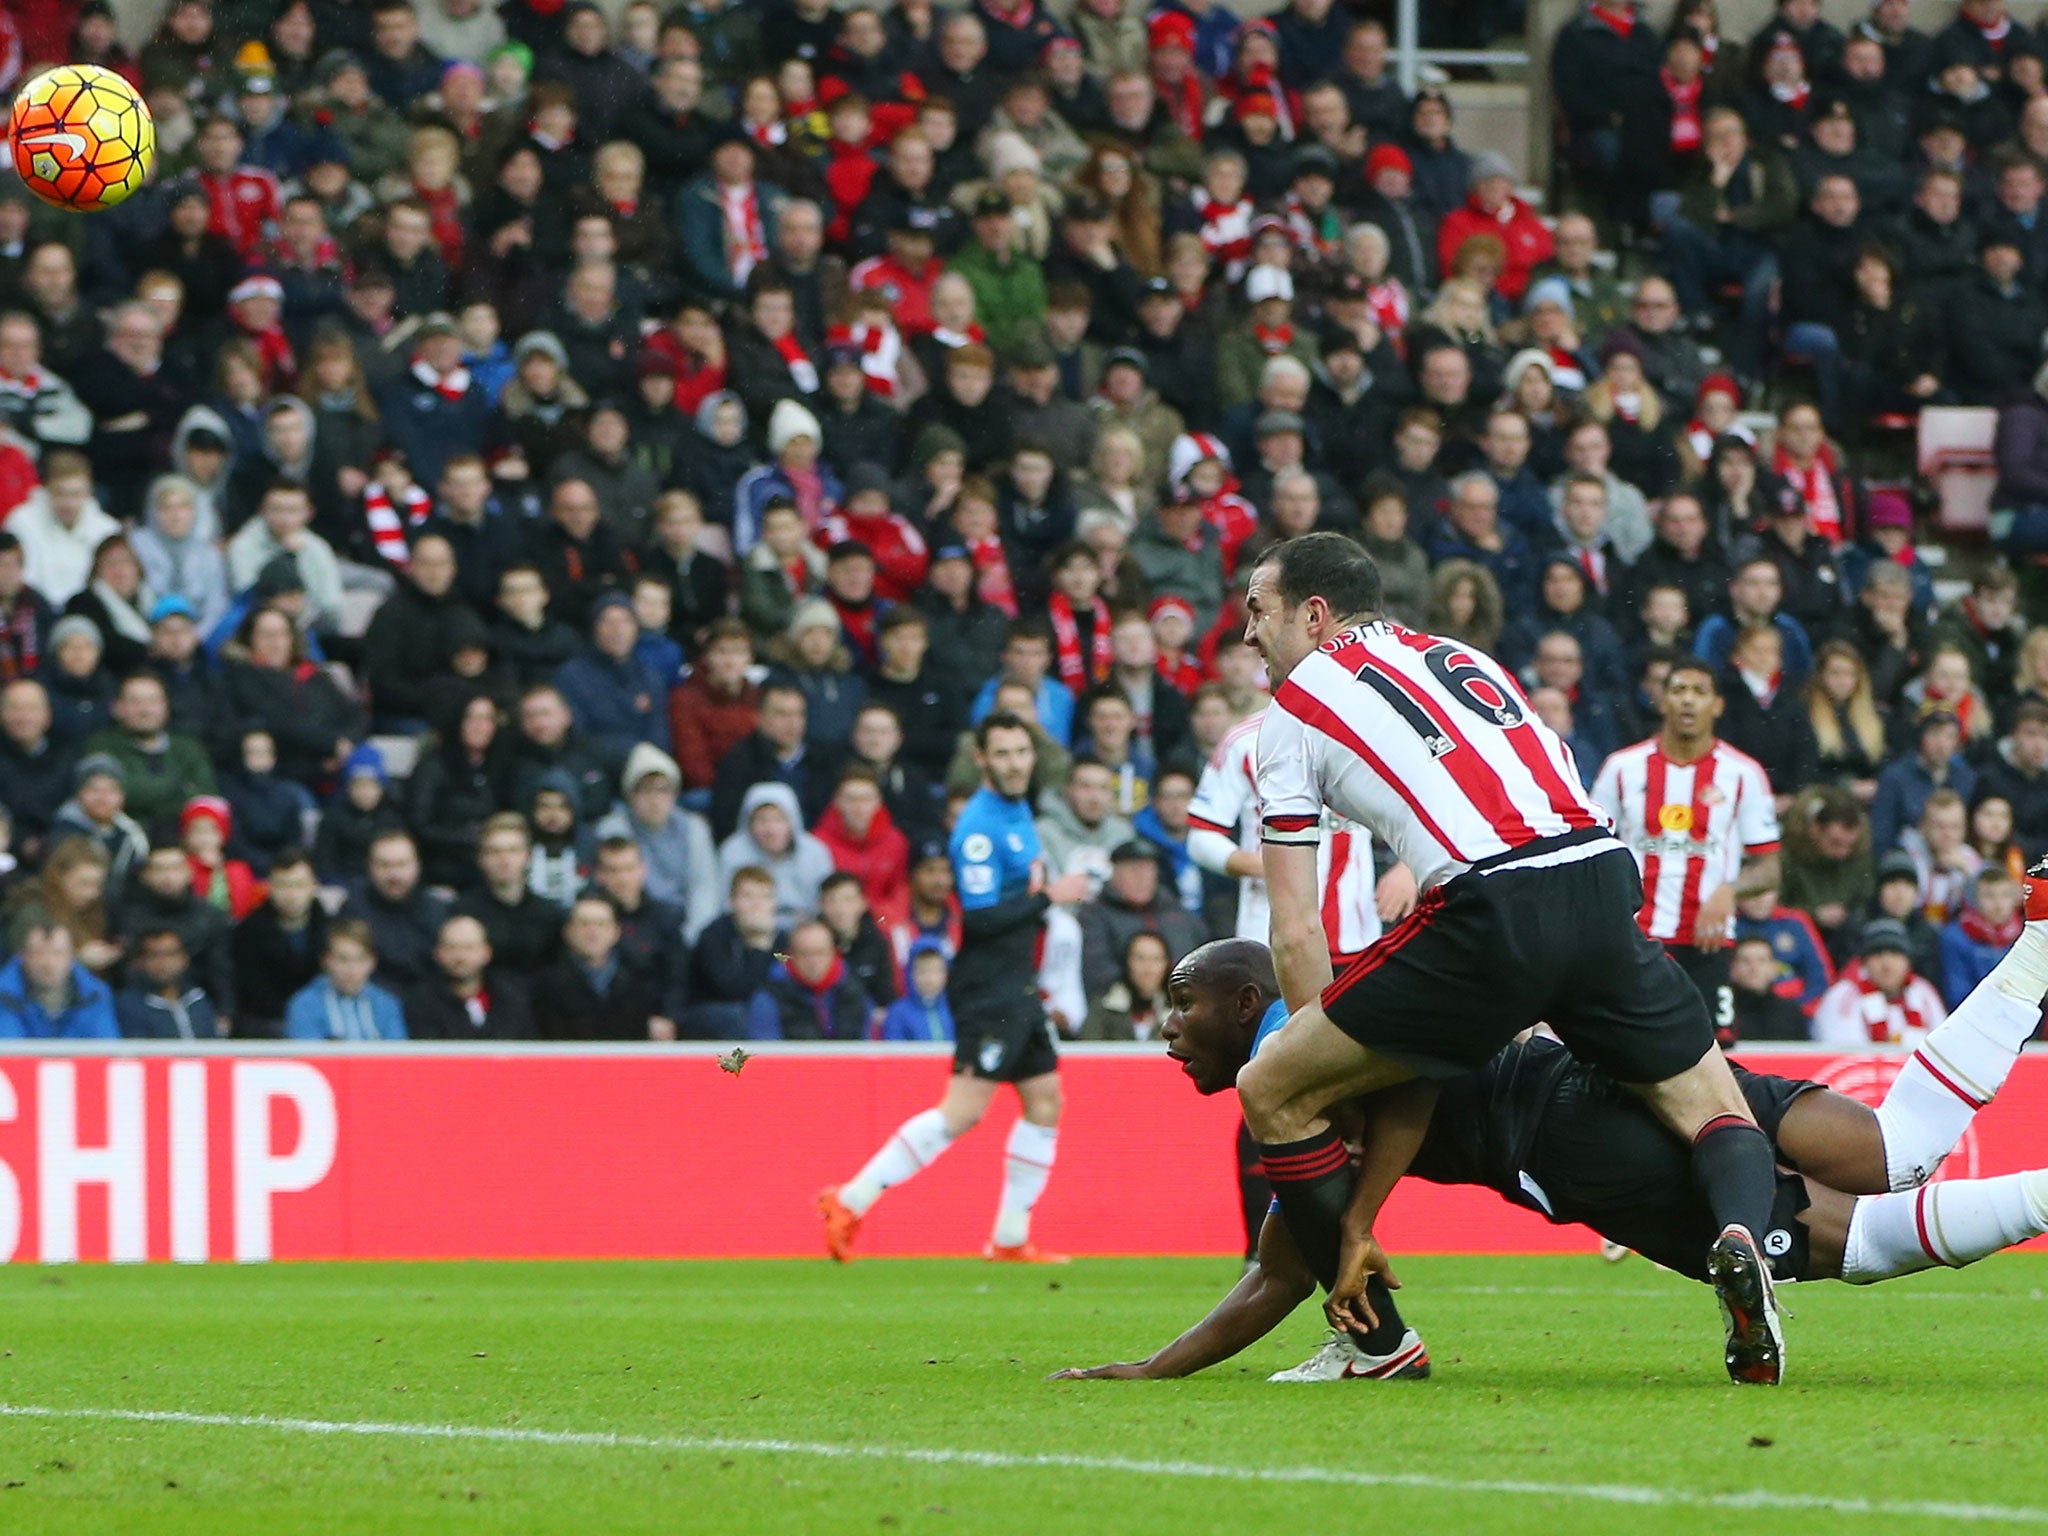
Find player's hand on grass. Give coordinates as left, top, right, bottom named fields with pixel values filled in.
left=1326, top=1230, right=1400, bottom=1336
left=1046, top=1362, right=1153, bottom=1380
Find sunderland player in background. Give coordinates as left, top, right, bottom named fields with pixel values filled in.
left=1592, top=659, right=1782, bottom=1047
left=1052, top=926, right=2048, bottom=1382
left=819, top=713, right=1090, bottom=1264
left=1187, top=699, right=1417, bottom=1265
left=1238, top=534, right=1791, bottom=1386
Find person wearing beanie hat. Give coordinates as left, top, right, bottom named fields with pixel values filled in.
left=1811, top=913, right=1949, bottom=1044
left=311, top=47, right=413, bottom=186
left=1356, top=140, right=1436, bottom=298
left=554, top=590, right=672, bottom=770
left=49, top=750, right=149, bottom=887
left=734, top=398, right=845, bottom=556
left=44, top=613, right=113, bottom=748
left=1437, top=147, right=1552, bottom=301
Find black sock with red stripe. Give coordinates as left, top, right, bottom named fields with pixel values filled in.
left=1258, top=1127, right=1410, bottom=1356
left=1236, top=1121, right=1270, bottom=1262
left=1691, top=1114, right=1780, bottom=1247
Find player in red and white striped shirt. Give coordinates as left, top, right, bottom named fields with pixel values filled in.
left=1187, top=709, right=1398, bottom=963
left=1592, top=660, right=1782, bottom=1047
left=1234, top=533, right=1790, bottom=1387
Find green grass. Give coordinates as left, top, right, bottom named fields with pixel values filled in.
left=0, top=1255, right=2045, bottom=1534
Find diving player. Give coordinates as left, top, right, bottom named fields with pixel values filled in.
left=1053, top=920, right=2048, bottom=1382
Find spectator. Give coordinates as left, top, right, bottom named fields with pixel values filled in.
left=814, top=765, right=911, bottom=915
left=451, top=813, right=565, bottom=977
left=1871, top=706, right=1978, bottom=854
left=1866, top=846, right=1947, bottom=987
left=1781, top=786, right=1875, bottom=963
left=1734, top=875, right=1836, bottom=1016
left=115, top=926, right=222, bottom=1040
left=1949, top=234, right=2045, bottom=407
left=777, top=595, right=868, bottom=748
left=179, top=796, right=264, bottom=923
left=132, top=479, right=231, bottom=639
left=402, top=913, right=537, bottom=1041
left=687, top=865, right=789, bottom=1038
left=1694, top=556, right=1815, bottom=684
left=7, top=449, right=120, bottom=608
left=745, top=915, right=870, bottom=1041
left=529, top=893, right=666, bottom=1040
left=879, top=939, right=955, bottom=1041
left=554, top=591, right=672, bottom=760
left=507, top=683, right=619, bottom=824
left=592, top=742, right=718, bottom=936
left=1079, top=928, right=1173, bottom=1040
left=1804, top=640, right=1889, bottom=799
left=230, top=848, right=328, bottom=1037
left=489, top=564, right=579, bottom=692
left=587, top=836, right=690, bottom=1033
left=50, top=753, right=149, bottom=887
left=224, top=482, right=345, bottom=636
left=1728, top=934, right=1814, bottom=1041
left=526, top=478, right=633, bottom=632
left=284, top=919, right=408, bottom=1041
left=1075, top=839, right=1203, bottom=998
left=0, top=679, right=72, bottom=858
left=524, top=772, right=594, bottom=906
left=1717, top=623, right=1820, bottom=796
left=1977, top=702, right=2048, bottom=857
left=0, top=916, right=116, bottom=1039
left=1900, top=787, right=1981, bottom=926
left=715, top=781, right=835, bottom=932
left=709, top=681, right=839, bottom=841
left=817, top=868, right=900, bottom=1012
left=1940, top=866, right=2024, bottom=1009
left=1037, top=756, right=1137, bottom=887
left=360, top=533, right=469, bottom=731
left=82, top=672, right=214, bottom=830
left=340, top=829, right=449, bottom=991
left=1810, top=916, right=1947, bottom=1045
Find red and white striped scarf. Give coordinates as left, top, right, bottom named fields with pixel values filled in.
left=1049, top=591, right=1111, bottom=693
left=1546, top=346, right=1588, bottom=393
left=721, top=182, right=769, bottom=286
left=1662, top=68, right=1704, bottom=152
left=1366, top=279, right=1409, bottom=341
left=1196, top=193, right=1253, bottom=277
left=364, top=479, right=434, bottom=568
left=1852, top=969, right=1931, bottom=1043
left=968, top=535, right=1017, bottom=617
left=1157, top=68, right=1205, bottom=144
left=1773, top=442, right=1844, bottom=544
left=930, top=322, right=986, bottom=350
left=834, top=320, right=901, bottom=399
left=773, top=332, right=819, bottom=394
left=411, top=357, right=472, bottom=401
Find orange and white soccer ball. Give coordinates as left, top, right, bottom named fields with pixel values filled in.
left=9, top=64, right=155, bottom=212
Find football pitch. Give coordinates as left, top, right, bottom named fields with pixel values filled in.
left=1, top=1255, right=2045, bottom=1535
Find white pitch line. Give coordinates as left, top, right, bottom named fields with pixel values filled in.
left=1, top=1404, right=2044, bottom=1525
left=1429, top=1285, right=2048, bottom=1302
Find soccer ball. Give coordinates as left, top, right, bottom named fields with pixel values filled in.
left=9, top=64, right=155, bottom=212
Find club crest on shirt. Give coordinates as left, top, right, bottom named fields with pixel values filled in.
left=1658, top=803, right=1694, bottom=833
left=961, top=833, right=993, bottom=862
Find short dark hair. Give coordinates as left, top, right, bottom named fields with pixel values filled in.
left=1252, top=531, right=1382, bottom=620
left=820, top=870, right=865, bottom=900
left=1663, top=657, right=1719, bottom=694
left=975, top=710, right=1034, bottom=749
left=268, top=847, right=314, bottom=878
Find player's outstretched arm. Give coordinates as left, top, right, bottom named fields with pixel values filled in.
left=1049, top=1213, right=1316, bottom=1381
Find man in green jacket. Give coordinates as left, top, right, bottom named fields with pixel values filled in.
left=84, top=671, right=216, bottom=831
left=949, top=191, right=1047, bottom=359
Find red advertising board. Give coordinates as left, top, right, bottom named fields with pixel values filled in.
left=0, top=1046, right=2042, bottom=1264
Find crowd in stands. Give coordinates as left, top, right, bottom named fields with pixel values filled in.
left=0, top=0, right=2042, bottom=1048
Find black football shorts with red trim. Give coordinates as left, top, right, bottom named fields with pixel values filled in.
left=1319, top=834, right=1716, bottom=1084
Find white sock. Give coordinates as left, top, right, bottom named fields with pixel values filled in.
left=1841, top=1171, right=2048, bottom=1283
left=841, top=1109, right=954, bottom=1217
left=1876, top=937, right=2046, bottom=1190
left=991, top=1120, right=1058, bottom=1248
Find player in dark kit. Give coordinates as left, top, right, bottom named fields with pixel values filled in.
left=1052, top=935, right=2048, bottom=1382
left=820, top=713, right=1091, bottom=1262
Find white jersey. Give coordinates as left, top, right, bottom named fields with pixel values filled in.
left=1591, top=737, right=1781, bottom=944
left=1255, top=622, right=1613, bottom=891
left=1189, top=711, right=1383, bottom=958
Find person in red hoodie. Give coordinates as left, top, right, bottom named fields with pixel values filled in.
left=1436, top=150, right=1553, bottom=303
left=822, top=92, right=884, bottom=246
left=816, top=465, right=930, bottom=601
left=181, top=795, right=265, bottom=921
left=666, top=618, right=761, bottom=792
left=813, top=765, right=910, bottom=914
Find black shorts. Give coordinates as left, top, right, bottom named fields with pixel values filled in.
left=1321, top=837, right=1715, bottom=1085
left=1666, top=944, right=1736, bottom=1049
left=951, top=1000, right=1059, bottom=1083
left=1521, top=1060, right=1822, bottom=1283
